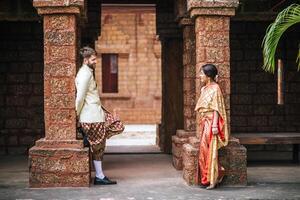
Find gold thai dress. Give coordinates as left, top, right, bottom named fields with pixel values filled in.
left=195, top=83, right=229, bottom=186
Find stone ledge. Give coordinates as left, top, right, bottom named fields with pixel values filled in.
left=176, top=129, right=196, bottom=138
left=29, top=146, right=89, bottom=157
left=99, top=93, right=131, bottom=99
left=35, top=138, right=83, bottom=148
left=172, top=130, right=196, bottom=170
left=187, top=0, right=239, bottom=11
left=33, top=0, right=85, bottom=16
left=187, top=0, right=239, bottom=18
left=33, top=0, right=84, bottom=8
left=172, top=135, right=189, bottom=144
left=35, top=7, right=82, bottom=15
left=29, top=146, right=90, bottom=188
left=182, top=137, right=247, bottom=186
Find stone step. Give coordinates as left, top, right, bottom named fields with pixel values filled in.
left=176, top=129, right=196, bottom=138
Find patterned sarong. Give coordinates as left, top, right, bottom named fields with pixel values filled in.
left=80, top=111, right=124, bottom=160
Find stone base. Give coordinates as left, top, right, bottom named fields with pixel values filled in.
left=29, top=139, right=90, bottom=188
left=219, top=137, right=247, bottom=186
left=182, top=137, right=247, bottom=186
left=172, top=129, right=196, bottom=170
left=182, top=143, right=198, bottom=185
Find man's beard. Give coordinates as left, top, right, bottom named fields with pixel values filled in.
left=87, top=62, right=95, bottom=69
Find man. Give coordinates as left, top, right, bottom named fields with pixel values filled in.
left=75, top=46, right=124, bottom=185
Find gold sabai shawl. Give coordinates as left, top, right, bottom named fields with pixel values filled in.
left=195, top=84, right=229, bottom=148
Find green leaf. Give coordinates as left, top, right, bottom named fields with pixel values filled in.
left=262, top=4, right=300, bottom=73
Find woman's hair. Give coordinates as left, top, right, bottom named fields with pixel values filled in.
left=201, top=64, right=218, bottom=80
left=79, top=46, right=96, bottom=59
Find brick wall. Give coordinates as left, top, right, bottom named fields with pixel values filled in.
left=230, top=21, right=300, bottom=159
left=0, top=21, right=44, bottom=155
left=95, top=6, right=161, bottom=124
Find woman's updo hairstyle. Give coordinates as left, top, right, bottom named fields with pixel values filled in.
left=202, top=64, right=218, bottom=81
left=79, top=46, right=96, bottom=59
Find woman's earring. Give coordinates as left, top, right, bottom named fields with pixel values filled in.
left=215, top=75, right=219, bottom=83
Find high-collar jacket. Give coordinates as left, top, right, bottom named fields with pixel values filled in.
left=75, top=64, right=105, bottom=123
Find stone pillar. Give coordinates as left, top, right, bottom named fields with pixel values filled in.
left=181, top=18, right=196, bottom=132
left=181, top=0, right=247, bottom=186
left=159, top=36, right=184, bottom=153
left=189, top=0, right=238, bottom=134
left=172, top=15, right=197, bottom=170
left=157, top=0, right=184, bottom=153
left=29, top=0, right=90, bottom=188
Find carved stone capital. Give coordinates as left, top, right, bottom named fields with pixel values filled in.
left=33, top=0, right=85, bottom=15
left=187, top=0, right=239, bottom=18
left=178, top=17, right=194, bottom=27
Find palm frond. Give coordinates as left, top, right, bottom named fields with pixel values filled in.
left=262, top=4, right=300, bottom=73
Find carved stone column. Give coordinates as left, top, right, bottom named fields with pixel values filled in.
left=182, top=0, right=247, bottom=186
left=172, top=15, right=197, bottom=170
left=29, top=0, right=90, bottom=187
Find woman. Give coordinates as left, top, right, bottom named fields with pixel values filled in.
left=195, top=64, right=229, bottom=190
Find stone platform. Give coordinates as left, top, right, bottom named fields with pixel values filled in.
left=29, top=139, right=90, bottom=188
left=181, top=136, right=247, bottom=186
left=172, top=129, right=196, bottom=170
left=1, top=155, right=300, bottom=199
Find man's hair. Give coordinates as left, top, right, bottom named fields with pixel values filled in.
left=79, top=46, right=96, bottom=59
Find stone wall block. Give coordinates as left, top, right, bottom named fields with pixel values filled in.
left=218, top=78, right=230, bottom=95
left=44, top=15, right=73, bottom=31
left=44, top=94, right=75, bottom=109
left=45, top=31, right=76, bottom=46
left=204, top=16, right=224, bottom=32
left=185, top=119, right=196, bottom=131
left=205, top=47, right=224, bottom=63
left=218, top=63, right=230, bottom=78
left=44, top=78, right=74, bottom=94
left=198, top=32, right=229, bottom=47
left=183, top=65, right=196, bottom=78
left=48, top=109, right=75, bottom=124
left=45, top=45, right=76, bottom=63
left=30, top=151, right=89, bottom=173
left=183, top=78, right=196, bottom=93
left=196, top=47, right=206, bottom=62
left=46, top=124, right=76, bottom=140
left=182, top=143, right=198, bottom=185
left=29, top=147, right=89, bottom=188
left=44, top=62, right=75, bottom=77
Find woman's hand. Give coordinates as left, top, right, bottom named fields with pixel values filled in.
left=212, top=111, right=219, bottom=135
left=212, top=126, right=218, bottom=135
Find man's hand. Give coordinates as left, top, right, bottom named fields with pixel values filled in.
left=113, top=108, right=120, bottom=120
left=76, top=117, right=81, bottom=128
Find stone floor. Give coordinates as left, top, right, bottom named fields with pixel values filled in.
left=106, top=124, right=161, bottom=153
left=0, top=154, right=300, bottom=200
left=107, top=124, right=157, bottom=146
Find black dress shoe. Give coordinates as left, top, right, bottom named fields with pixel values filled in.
left=94, top=176, right=117, bottom=185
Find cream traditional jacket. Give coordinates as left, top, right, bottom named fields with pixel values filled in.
left=75, top=64, right=105, bottom=123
